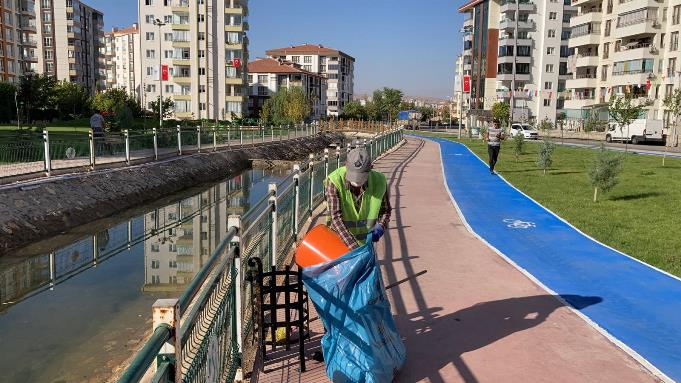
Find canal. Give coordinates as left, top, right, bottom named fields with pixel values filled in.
left=0, top=168, right=289, bottom=383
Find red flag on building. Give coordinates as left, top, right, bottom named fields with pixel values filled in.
left=463, top=75, right=471, bottom=93
left=161, top=65, right=169, bottom=81
left=232, top=58, right=242, bottom=69
left=646, top=79, right=651, bottom=91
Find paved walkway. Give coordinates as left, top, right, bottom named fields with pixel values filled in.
left=253, top=137, right=657, bottom=383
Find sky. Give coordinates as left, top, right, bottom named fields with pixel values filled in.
left=89, top=0, right=465, bottom=99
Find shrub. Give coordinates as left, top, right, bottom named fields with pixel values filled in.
left=588, top=145, right=624, bottom=202
left=513, top=132, right=525, bottom=161
left=536, top=140, right=556, bottom=175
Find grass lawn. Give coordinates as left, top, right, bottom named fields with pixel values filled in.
left=418, top=132, right=681, bottom=277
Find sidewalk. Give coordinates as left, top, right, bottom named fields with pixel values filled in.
left=254, top=137, right=657, bottom=383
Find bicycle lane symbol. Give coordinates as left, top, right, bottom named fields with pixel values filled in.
left=503, top=219, right=536, bottom=229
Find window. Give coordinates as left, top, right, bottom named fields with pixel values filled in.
left=199, top=85, right=206, bottom=93
left=603, top=42, right=610, bottom=59
left=601, top=65, right=608, bottom=81
left=165, top=50, right=173, bottom=58
left=198, top=14, right=205, bottom=22
left=226, top=101, right=241, bottom=113
left=544, top=82, right=552, bottom=90
left=145, top=15, right=155, bottom=23
left=199, top=68, right=206, bottom=75
left=198, top=32, right=205, bottom=40
left=164, top=15, right=172, bottom=24
left=164, top=33, right=173, bottom=41
left=548, top=29, right=556, bottom=38
left=303, top=65, right=312, bottom=71
left=674, top=5, right=681, bottom=25
left=672, top=32, right=679, bottom=51
left=146, top=49, right=155, bottom=58
left=43, top=37, right=52, bottom=47
left=668, top=58, right=677, bottom=77
left=258, top=74, right=267, bottom=83
left=546, top=64, right=554, bottom=73
left=165, top=84, right=174, bottom=93
left=604, top=20, right=611, bottom=37
left=661, top=33, right=666, bottom=49
left=146, top=84, right=156, bottom=92
left=291, top=56, right=300, bottom=63
left=45, top=50, right=53, bottom=60
left=304, top=56, right=312, bottom=63
left=199, top=103, right=206, bottom=111
left=546, top=47, right=555, bottom=55
left=151, top=260, right=160, bottom=268
left=145, top=0, right=153, bottom=5
left=543, top=99, right=551, bottom=107
left=146, top=32, right=154, bottom=40
left=169, top=260, right=177, bottom=268
left=152, top=275, right=160, bottom=284
left=549, top=12, right=557, bottom=20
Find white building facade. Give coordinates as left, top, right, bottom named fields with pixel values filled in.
left=266, top=44, right=354, bottom=118
left=0, top=0, right=39, bottom=82
left=138, top=0, right=249, bottom=121
left=35, top=0, right=106, bottom=94
left=459, top=0, right=576, bottom=126
left=104, top=24, right=141, bottom=98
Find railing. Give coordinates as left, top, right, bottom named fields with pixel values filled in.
left=117, top=128, right=405, bottom=383
left=0, top=124, right=324, bottom=182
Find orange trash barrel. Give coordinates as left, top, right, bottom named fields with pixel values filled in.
left=295, top=225, right=350, bottom=268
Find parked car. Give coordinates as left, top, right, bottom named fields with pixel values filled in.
left=605, top=119, right=665, bottom=144
left=510, top=123, right=539, bottom=140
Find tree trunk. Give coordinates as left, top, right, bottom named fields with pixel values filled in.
left=593, top=187, right=598, bottom=202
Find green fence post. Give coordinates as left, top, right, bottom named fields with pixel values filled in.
left=43, top=129, right=51, bottom=176
left=269, top=183, right=278, bottom=268
left=89, top=128, right=95, bottom=170
left=177, top=125, right=182, bottom=155
left=308, top=154, right=314, bottom=215
left=197, top=126, right=201, bottom=153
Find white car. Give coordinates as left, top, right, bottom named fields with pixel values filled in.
left=510, top=124, right=539, bottom=140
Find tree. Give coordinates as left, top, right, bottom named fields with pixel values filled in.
left=342, top=101, right=368, bottom=120
left=285, top=86, right=312, bottom=123
left=382, top=87, right=403, bottom=122
left=0, top=82, right=17, bottom=124
left=491, top=102, right=510, bottom=127
left=537, top=117, right=553, bottom=133
left=608, top=93, right=652, bottom=153
left=17, top=74, right=59, bottom=122
left=368, top=89, right=387, bottom=121
left=417, top=106, right=435, bottom=122
left=588, top=145, right=624, bottom=202
left=260, top=99, right=273, bottom=125
left=536, top=140, right=556, bottom=175
left=441, top=105, right=451, bottom=124
left=148, top=97, right=175, bottom=123
left=662, top=89, right=681, bottom=166
left=55, top=81, right=91, bottom=120
left=512, top=131, right=524, bottom=161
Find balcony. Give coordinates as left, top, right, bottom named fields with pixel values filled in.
left=172, top=39, right=190, bottom=48
left=171, top=0, right=189, bottom=12
left=500, top=1, right=536, bottom=13
left=20, top=21, right=37, bottom=32
left=570, top=11, right=602, bottom=28
left=566, top=73, right=598, bottom=88
left=568, top=30, right=600, bottom=48
left=617, top=0, right=664, bottom=16
left=19, top=38, right=38, bottom=47
left=610, top=70, right=653, bottom=86
left=574, top=54, right=599, bottom=67
left=499, top=37, right=532, bottom=47
left=224, top=24, right=243, bottom=32
left=174, top=75, right=192, bottom=84
left=614, top=18, right=660, bottom=38
left=564, top=97, right=597, bottom=110
left=571, top=0, right=601, bottom=6
left=497, top=55, right=532, bottom=64
left=499, top=18, right=535, bottom=31
left=464, top=17, right=474, bottom=28
left=497, top=73, right=530, bottom=81
left=613, top=42, right=658, bottom=61
left=496, top=89, right=530, bottom=100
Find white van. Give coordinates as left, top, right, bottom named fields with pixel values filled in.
left=605, top=119, right=665, bottom=145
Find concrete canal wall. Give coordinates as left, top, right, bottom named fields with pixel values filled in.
left=0, top=134, right=339, bottom=256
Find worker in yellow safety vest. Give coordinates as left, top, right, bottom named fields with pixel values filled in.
left=324, top=147, right=392, bottom=249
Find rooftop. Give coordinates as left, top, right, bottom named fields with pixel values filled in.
left=265, top=44, right=355, bottom=61
left=248, top=57, right=324, bottom=78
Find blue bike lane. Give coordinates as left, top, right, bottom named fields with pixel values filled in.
left=428, top=136, right=681, bottom=382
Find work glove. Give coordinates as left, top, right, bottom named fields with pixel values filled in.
left=370, top=224, right=385, bottom=242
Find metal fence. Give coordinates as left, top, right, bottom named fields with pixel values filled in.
left=0, top=124, right=323, bottom=181
left=117, top=128, right=404, bottom=383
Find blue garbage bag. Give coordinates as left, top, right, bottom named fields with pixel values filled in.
left=301, top=234, right=406, bottom=383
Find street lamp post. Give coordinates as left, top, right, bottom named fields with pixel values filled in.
left=459, top=26, right=471, bottom=139
left=154, top=19, right=166, bottom=129
left=510, top=0, right=519, bottom=130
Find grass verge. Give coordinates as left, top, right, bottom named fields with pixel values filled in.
left=419, top=132, right=681, bottom=277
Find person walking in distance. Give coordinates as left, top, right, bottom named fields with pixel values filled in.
left=485, top=119, right=504, bottom=174
left=324, top=147, right=392, bottom=250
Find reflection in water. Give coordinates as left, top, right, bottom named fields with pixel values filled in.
left=0, top=168, right=287, bottom=383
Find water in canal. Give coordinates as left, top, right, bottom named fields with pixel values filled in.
left=0, top=168, right=289, bottom=383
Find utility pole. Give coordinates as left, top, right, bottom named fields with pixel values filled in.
left=154, top=19, right=166, bottom=129
left=510, top=0, right=519, bottom=130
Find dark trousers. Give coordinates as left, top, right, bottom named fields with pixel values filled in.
left=488, top=145, right=500, bottom=172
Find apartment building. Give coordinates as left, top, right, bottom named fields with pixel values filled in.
left=1, top=0, right=39, bottom=82
left=104, top=23, right=141, bottom=98
left=247, top=57, right=327, bottom=120
left=565, top=0, right=681, bottom=131
left=458, top=0, right=576, bottom=126
left=34, top=0, right=105, bottom=94
left=265, top=44, right=354, bottom=117
left=138, top=0, right=249, bottom=121
left=453, top=54, right=471, bottom=123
